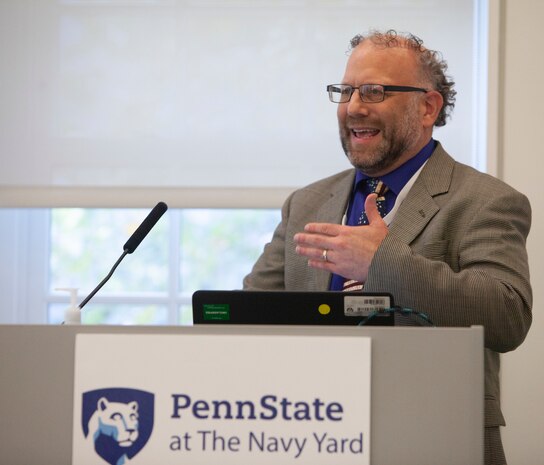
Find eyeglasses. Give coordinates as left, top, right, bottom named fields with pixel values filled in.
left=326, top=83, right=428, bottom=103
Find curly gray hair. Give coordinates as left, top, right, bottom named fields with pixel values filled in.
left=350, top=29, right=456, bottom=127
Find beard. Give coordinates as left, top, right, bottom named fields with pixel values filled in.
left=339, top=99, right=421, bottom=176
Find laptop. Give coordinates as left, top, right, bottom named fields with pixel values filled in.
left=192, top=290, right=394, bottom=326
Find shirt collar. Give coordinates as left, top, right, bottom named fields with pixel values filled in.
left=355, top=138, right=437, bottom=195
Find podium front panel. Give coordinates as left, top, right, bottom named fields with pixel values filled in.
left=0, top=324, right=483, bottom=465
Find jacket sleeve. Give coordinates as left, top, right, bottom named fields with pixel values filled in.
left=243, top=193, right=292, bottom=291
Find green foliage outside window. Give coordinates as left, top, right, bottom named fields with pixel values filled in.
left=49, top=208, right=280, bottom=324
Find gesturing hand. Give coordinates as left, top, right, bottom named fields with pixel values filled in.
left=293, top=193, right=389, bottom=283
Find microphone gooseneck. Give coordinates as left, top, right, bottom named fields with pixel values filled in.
left=77, top=250, right=128, bottom=310
left=77, top=201, right=168, bottom=310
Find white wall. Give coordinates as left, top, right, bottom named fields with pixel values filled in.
left=500, top=0, right=544, bottom=463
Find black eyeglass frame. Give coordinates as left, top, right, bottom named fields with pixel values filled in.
left=326, top=83, right=428, bottom=103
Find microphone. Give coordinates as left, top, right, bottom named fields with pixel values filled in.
left=123, top=201, right=168, bottom=254
left=77, top=201, right=168, bottom=311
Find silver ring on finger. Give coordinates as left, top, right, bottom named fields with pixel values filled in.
left=322, top=249, right=329, bottom=262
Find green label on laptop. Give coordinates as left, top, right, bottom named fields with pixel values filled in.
left=203, top=304, right=230, bottom=321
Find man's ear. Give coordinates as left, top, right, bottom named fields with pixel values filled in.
left=421, top=90, right=444, bottom=128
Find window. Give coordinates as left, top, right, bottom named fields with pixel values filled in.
left=0, top=208, right=279, bottom=324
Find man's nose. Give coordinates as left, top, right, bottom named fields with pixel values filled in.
left=346, top=89, right=370, bottom=116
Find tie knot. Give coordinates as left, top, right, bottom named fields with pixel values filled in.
left=366, top=178, right=379, bottom=191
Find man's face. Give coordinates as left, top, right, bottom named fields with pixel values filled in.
left=337, top=41, right=430, bottom=177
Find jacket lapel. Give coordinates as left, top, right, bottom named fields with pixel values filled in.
left=313, top=171, right=355, bottom=290
left=316, top=171, right=355, bottom=224
left=389, top=144, right=454, bottom=244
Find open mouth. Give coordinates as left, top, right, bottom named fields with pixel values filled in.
left=351, top=128, right=380, bottom=139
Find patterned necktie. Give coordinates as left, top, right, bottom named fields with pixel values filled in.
left=357, top=178, right=389, bottom=225
left=344, top=178, right=389, bottom=291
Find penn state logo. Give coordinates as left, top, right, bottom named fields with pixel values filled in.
left=82, top=388, right=154, bottom=465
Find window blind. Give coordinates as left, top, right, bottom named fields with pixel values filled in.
left=0, top=0, right=479, bottom=207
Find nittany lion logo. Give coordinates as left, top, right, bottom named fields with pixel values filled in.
left=82, top=388, right=154, bottom=465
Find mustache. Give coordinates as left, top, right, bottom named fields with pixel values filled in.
left=343, top=117, right=383, bottom=129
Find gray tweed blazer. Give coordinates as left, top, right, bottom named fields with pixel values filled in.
left=244, top=143, right=532, bottom=428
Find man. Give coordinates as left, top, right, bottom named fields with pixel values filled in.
left=243, top=30, right=532, bottom=465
